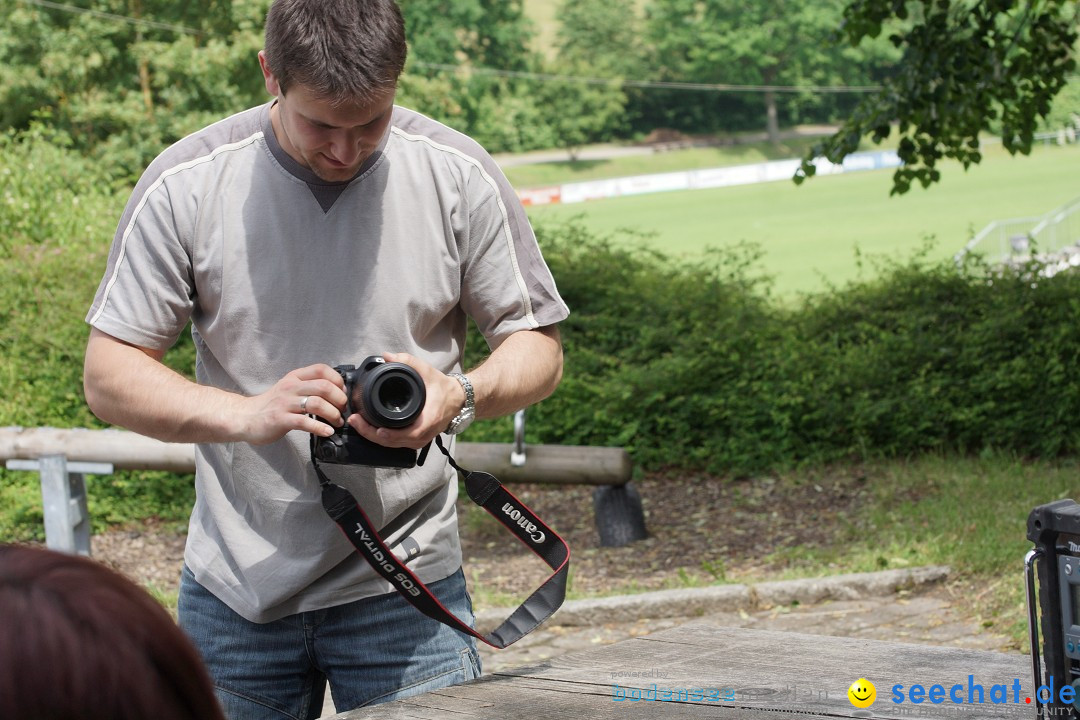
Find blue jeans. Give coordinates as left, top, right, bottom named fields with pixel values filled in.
left=178, top=565, right=481, bottom=720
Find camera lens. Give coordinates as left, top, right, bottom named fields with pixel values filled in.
left=378, top=376, right=413, bottom=413
left=356, top=361, right=426, bottom=429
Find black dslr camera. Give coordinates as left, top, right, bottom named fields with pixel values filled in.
left=1027, top=499, right=1080, bottom=717
left=312, top=356, right=426, bottom=469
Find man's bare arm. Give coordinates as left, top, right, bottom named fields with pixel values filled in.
left=469, top=324, right=563, bottom=420
left=351, top=325, right=564, bottom=448
left=83, top=328, right=346, bottom=444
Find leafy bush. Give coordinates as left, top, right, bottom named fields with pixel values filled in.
left=0, top=128, right=197, bottom=541
left=468, top=226, right=1080, bottom=473
left=0, top=125, right=119, bottom=427
left=795, top=253, right=1080, bottom=460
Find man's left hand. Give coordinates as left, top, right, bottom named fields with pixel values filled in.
left=346, top=352, right=464, bottom=450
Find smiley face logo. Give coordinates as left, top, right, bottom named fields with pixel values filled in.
left=848, top=678, right=877, bottom=708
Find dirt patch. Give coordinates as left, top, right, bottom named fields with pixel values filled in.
left=459, top=467, right=873, bottom=600
left=91, top=467, right=877, bottom=602
left=91, top=517, right=187, bottom=593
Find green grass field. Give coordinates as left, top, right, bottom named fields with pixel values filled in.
left=526, top=142, right=1080, bottom=298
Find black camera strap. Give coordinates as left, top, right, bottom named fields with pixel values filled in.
left=310, top=435, right=570, bottom=649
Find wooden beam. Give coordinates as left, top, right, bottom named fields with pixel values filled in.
left=0, top=426, right=196, bottom=472
left=0, top=427, right=631, bottom=485
left=456, top=442, right=632, bottom=486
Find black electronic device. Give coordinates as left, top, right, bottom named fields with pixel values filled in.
left=311, top=356, right=426, bottom=468
left=1027, top=499, right=1080, bottom=717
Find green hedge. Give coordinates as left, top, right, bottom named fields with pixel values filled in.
left=791, top=255, right=1080, bottom=461
left=507, top=235, right=1080, bottom=471
left=3, top=127, right=1080, bottom=538
left=0, top=127, right=198, bottom=539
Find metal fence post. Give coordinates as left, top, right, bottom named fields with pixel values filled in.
left=6, top=456, right=114, bottom=556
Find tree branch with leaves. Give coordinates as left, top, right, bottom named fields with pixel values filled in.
left=795, top=0, right=1078, bottom=195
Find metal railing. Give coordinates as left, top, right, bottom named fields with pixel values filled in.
left=956, top=195, right=1080, bottom=274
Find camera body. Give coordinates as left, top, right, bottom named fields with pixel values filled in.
left=312, top=356, right=426, bottom=469
left=1028, top=500, right=1080, bottom=717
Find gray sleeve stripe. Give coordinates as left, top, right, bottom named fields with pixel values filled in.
left=88, top=132, right=265, bottom=328
left=390, top=126, right=539, bottom=329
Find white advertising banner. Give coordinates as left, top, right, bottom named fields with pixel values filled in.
left=524, top=150, right=903, bottom=206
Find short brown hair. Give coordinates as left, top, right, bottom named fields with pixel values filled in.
left=263, top=0, right=408, bottom=104
left=0, top=545, right=226, bottom=720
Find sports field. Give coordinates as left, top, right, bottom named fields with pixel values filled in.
left=525, top=142, right=1080, bottom=297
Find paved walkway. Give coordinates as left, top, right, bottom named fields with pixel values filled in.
left=320, top=566, right=1021, bottom=717
left=474, top=566, right=1018, bottom=673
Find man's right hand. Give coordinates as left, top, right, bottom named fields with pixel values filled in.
left=84, top=328, right=348, bottom=445
left=235, top=364, right=348, bottom=445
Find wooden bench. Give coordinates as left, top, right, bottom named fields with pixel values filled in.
left=0, top=422, right=647, bottom=553
left=329, top=625, right=1035, bottom=719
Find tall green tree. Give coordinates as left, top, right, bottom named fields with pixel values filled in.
left=0, top=0, right=269, bottom=183
left=644, top=0, right=878, bottom=145
left=529, top=0, right=637, bottom=156
left=554, top=0, right=644, bottom=79
left=796, top=0, right=1079, bottom=195
left=398, top=0, right=534, bottom=70
left=395, top=0, right=550, bottom=152
left=1, top=0, right=549, bottom=177
left=534, top=70, right=627, bottom=160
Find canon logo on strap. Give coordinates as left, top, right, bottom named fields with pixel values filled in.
left=502, top=502, right=546, bottom=544
left=314, top=433, right=569, bottom=649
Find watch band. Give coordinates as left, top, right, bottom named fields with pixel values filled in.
left=445, top=372, right=475, bottom=435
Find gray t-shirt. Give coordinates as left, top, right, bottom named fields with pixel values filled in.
left=86, top=102, right=569, bottom=623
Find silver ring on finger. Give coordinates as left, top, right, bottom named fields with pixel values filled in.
left=300, top=396, right=310, bottom=413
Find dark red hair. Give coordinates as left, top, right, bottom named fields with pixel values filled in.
left=0, top=544, right=225, bottom=720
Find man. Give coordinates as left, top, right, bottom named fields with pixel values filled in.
left=82, top=0, right=568, bottom=717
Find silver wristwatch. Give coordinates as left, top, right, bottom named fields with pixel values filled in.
left=445, top=372, right=475, bottom=435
